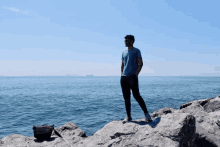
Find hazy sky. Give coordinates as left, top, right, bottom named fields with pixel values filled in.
left=1, top=0, right=220, bottom=76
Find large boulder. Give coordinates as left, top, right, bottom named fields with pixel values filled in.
left=1, top=95, right=220, bottom=147
left=75, top=110, right=196, bottom=147
left=203, top=96, right=220, bottom=113
left=178, top=96, right=220, bottom=147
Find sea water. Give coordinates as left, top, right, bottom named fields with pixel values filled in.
left=0, top=76, right=220, bottom=139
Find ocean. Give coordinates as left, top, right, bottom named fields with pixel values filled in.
left=0, top=76, right=220, bottom=139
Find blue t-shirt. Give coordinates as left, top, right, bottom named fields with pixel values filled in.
left=121, top=47, right=142, bottom=76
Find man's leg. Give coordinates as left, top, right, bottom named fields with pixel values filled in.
left=130, top=75, right=149, bottom=114
left=120, top=76, right=131, bottom=117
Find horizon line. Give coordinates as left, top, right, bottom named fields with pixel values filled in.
left=0, top=75, right=220, bottom=77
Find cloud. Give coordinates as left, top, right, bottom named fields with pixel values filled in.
left=214, top=66, right=220, bottom=71
left=1, top=6, right=38, bottom=16
left=141, top=60, right=219, bottom=76
left=2, top=6, right=19, bottom=13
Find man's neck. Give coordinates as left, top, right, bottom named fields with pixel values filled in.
left=127, top=46, right=133, bottom=51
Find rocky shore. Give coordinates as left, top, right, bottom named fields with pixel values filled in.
left=1, top=95, right=220, bottom=147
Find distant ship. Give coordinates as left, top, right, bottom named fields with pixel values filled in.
left=86, top=74, right=93, bottom=77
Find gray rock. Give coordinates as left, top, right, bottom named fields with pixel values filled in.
left=150, top=107, right=177, bottom=119
left=1, top=95, right=220, bottom=147
left=0, top=122, right=87, bottom=147
left=203, top=97, right=220, bottom=113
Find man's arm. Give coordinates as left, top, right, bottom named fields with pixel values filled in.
left=136, top=57, right=143, bottom=76
left=121, top=60, right=124, bottom=76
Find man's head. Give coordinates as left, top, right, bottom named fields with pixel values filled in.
left=125, top=35, right=135, bottom=47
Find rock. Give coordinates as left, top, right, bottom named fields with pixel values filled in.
left=209, top=111, right=220, bottom=126
left=0, top=122, right=87, bottom=147
left=177, top=96, right=220, bottom=147
left=1, top=95, right=220, bottom=147
left=179, top=96, right=216, bottom=110
left=203, top=98, right=220, bottom=113
left=51, top=121, right=87, bottom=144
left=195, top=123, right=220, bottom=147
left=150, top=107, right=177, bottom=119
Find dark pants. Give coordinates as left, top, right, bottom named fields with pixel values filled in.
left=120, top=74, right=149, bottom=117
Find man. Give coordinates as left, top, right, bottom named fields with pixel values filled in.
left=121, top=35, right=152, bottom=122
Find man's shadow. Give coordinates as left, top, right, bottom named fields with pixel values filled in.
left=122, top=117, right=161, bottom=128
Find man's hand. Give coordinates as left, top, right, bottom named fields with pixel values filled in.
left=136, top=57, right=143, bottom=77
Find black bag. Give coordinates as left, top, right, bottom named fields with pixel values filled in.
left=33, top=124, right=54, bottom=140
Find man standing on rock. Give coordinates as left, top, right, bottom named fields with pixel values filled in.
left=121, top=35, right=152, bottom=122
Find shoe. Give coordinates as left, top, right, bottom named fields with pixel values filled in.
left=144, top=113, right=152, bottom=122
left=123, top=116, right=132, bottom=122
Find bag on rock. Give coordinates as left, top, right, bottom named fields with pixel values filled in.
left=33, top=124, right=54, bottom=140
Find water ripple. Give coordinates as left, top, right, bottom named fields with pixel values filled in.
left=0, top=76, right=220, bottom=138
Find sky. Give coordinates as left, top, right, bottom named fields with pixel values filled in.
left=0, top=0, right=220, bottom=76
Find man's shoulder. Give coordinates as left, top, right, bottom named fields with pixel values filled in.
left=132, top=47, right=141, bottom=54
left=133, top=47, right=140, bottom=51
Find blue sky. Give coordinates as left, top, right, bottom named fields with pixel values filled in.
left=0, top=0, right=220, bottom=76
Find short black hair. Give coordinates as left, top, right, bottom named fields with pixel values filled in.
left=125, top=35, right=135, bottom=43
